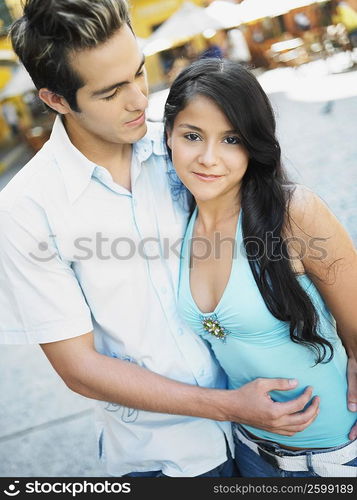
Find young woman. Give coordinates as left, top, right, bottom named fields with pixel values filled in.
left=164, top=58, right=357, bottom=477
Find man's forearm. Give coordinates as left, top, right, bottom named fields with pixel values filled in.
left=41, top=333, right=319, bottom=435
left=69, top=350, right=230, bottom=421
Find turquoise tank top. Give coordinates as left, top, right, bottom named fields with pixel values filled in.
left=178, top=208, right=355, bottom=448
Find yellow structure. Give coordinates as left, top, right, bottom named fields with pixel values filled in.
left=333, top=1, right=357, bottom=32
left=0, top=35, right=19, bottom=142
left=0, top=1, right=21, bottom=142
left=130, top=0, right=205, bottom=89
left=5, top=0, right=23, bottom=19
left=0, top=35, right=17, bottom=87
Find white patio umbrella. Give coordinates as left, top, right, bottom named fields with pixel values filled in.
left=205, top=1, right=243, bottom=30
left=238, top=0, right=294, bottom=23
left=238, top=0, right=328, bottom=23
left=285, top=0, right=328, bottom=9
left=143, top=1, right=226, bottom=56
left=0, top=64, right=36, bottom=100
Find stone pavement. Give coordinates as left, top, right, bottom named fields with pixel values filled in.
left=0, top=345, right=106, bottom=477
left=0, top=140, right=33, bottom=179
left=0, top=56, right=356, bottom=477
left=261, top=57, right=357, bottom=245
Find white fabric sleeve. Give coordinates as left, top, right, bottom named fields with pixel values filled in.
left=0, top=208, right=93, bottom=344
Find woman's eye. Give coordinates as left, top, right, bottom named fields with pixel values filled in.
left=184, top=133, right=201, bottom=141
left=224, top=136, right=241, bottom=145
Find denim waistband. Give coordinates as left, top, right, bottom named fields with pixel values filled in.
left=233, top=423, right=354, bottom=457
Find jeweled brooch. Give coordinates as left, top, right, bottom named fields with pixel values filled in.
left=201, top=315, right=229, bottom=342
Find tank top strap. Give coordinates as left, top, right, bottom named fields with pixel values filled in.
left=178, top=207, right=198, bottom=293
left=236, top=208, right=243, bottom=244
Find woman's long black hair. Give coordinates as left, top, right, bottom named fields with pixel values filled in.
left=164, top=58, right=333, bottom=364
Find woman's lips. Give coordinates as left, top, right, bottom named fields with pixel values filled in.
left=193, top=172, right=223, bottom=181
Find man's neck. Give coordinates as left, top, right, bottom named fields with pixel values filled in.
left=63, top=115, right=133, bottom=190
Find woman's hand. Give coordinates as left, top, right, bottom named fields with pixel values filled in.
left=347, top=357, right=357, bottom=440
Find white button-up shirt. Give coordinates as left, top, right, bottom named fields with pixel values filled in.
left=0, top=116, right=233, bottom=476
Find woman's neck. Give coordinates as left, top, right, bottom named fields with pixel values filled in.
left=195, top=195, right=241, bottom=233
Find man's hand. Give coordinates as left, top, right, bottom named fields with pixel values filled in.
left=41, top=335, right=319, bottom=435
left=227, top=378, right=319, bottom=436
left=347, top=357, right=357, bottom=440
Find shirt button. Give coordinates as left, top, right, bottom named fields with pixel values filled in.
left=198, top=368, right=205, bottom=377
left=178, top=328, right=184, bottom=336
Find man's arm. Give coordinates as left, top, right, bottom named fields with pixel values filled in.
left=41, top=332, right=319, bottom=436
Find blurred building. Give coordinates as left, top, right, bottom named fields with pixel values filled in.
left=0, top=0, right=208, bottom=92
left=240, top=2, right=329, bottom=68
left=0, top=0, right=23, bottom=143
left=130, top=0, right=207, bottom=89
left=3, top=0, right=22, bottom=19
left=0, top=0, right=53, bottom=151
left=1, top=1, right=353, bottom=98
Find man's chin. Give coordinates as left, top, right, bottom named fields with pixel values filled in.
left=126, top=121, right=147, bottom=143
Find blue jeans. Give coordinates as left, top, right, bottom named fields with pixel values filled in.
left=123, top=439, right=240, bottom=477
left=234, top=424, right=357, bottom=477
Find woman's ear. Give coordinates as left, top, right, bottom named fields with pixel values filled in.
left=166, top=129, right=172, bottom=149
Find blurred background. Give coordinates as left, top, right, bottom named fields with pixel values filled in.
left=0, top=0, right=356, bottom=476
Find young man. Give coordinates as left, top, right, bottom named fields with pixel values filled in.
left=0, top=0, right=325, bottom=477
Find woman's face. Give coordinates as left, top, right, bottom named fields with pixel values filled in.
left=167, top=95, right=249, bottom=205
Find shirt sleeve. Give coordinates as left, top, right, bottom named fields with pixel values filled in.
left=0, top=207, right=93, bottom=344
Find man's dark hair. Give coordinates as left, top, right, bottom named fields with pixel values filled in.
left=10, top=0, right=132, bottom=111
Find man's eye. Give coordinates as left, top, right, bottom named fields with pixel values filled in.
left=184, top=133, right=201, bottom=141
left=103, top=88, right=119, bottom=101
left=224, top=136, right=241, bottom=145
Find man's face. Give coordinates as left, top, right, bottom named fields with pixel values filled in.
left=66, top=24, right=149, bottom=145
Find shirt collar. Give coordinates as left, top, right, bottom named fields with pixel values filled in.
left=48, top=115, right=97, bottom=204
left=48, top=116, right=167, bottom=203
left=133, top=121, right=167, bottom=163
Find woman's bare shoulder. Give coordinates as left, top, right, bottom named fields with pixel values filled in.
left=285, top=184, right=355, bottom=276
left=285, top=184, right=335, bottom=239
